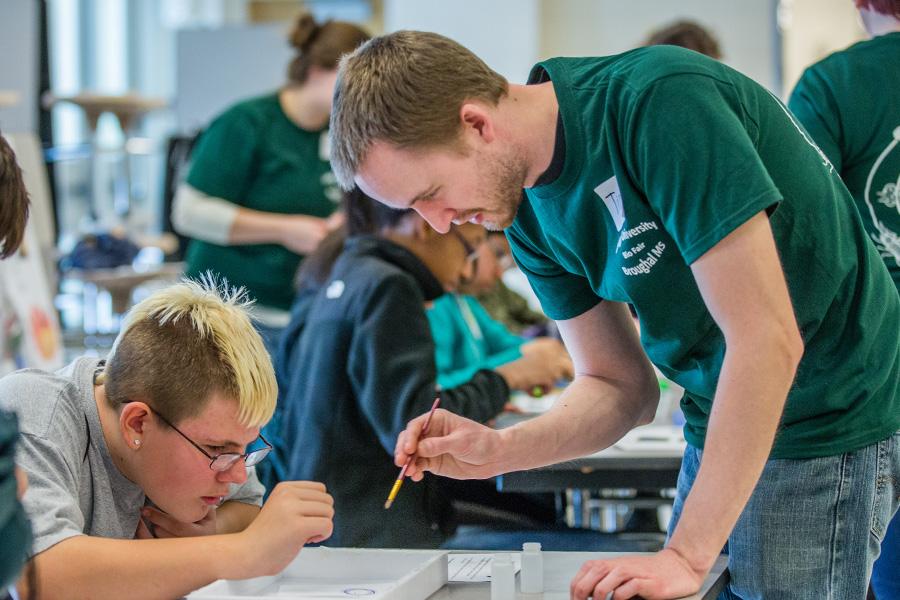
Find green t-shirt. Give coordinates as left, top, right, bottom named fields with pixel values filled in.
left=185, top=92, right=340, bottom=310
left=507, top=48, right=900, bottom=459
left=789, top=32, right=900, bottom=289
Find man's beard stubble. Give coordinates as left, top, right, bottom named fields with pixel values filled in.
left=480, top=148, right=529, bottom=231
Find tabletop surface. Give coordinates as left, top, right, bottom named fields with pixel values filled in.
left=431, top=552, right=728, bottom=600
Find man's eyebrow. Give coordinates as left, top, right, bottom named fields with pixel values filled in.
left=204, top=438, right=243, bottom=449
left=407, top=187, right=436, bottom=207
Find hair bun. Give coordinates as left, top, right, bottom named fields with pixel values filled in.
left=289, top=13, right=320, bottom=52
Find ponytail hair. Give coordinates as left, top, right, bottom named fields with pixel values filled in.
left=287, top=13, right=370, bottom=85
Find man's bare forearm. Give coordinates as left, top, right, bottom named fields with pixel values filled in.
left=668, top=329, right=802, bottom=573
left=498, top=372, right=659, bottom=473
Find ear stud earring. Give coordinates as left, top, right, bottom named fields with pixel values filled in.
left=134, top=439, right=141, bottom=447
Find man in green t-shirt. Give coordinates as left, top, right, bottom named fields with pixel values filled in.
left=329, top=32, right=900, bottom=599
left=788, top=1, right=900, bottom=597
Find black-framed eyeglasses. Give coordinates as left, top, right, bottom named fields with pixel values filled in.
left=153, top=411, right=272, bottom=472
left=451, top=228, right=480, bottom=267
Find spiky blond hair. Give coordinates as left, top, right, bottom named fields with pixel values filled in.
left=98, top=276, right=276, bottom=427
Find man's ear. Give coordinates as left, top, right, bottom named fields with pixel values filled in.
left=120, top=402, right=152, bottom=448
left=460, top=102, right=496, bottom=144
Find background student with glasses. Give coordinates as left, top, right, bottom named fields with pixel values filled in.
left=0, top=279, right=334, bottom=599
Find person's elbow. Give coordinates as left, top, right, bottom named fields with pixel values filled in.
left=634, top=369, right=660, bottom=426
left=773, top=321, right=805, bottom=376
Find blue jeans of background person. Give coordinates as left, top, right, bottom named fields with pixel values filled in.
left=872, top=512, right=900, bottom=599
left=668, top=432, right=900, bottom=600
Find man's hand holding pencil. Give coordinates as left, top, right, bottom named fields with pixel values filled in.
left=392, top=408, right=508, bottom=482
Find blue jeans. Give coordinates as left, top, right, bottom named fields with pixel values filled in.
left=668, top=432, right=900, bottom=599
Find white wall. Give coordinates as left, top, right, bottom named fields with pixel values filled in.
left=175, top=23, right=293, bottom=131
left=540, top=0, right=780, bottom=92
left=780, top=0, right=864, bottom=96
left=383, top=0, right=541, bottom=82
left=384, top=0, right=781, bottom=90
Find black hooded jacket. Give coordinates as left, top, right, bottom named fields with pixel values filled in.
left=272, top=235, right=509, bottom=548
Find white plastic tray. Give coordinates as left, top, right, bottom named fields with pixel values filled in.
left=188, top=548, right=448, bottom=600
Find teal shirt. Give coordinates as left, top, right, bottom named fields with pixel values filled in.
left=507, top=48, right=899, bottom=459
left=427, top=294, right=523, bottom=389
left=185, top=92, right=340, bottom=310
left=788, top=32, right=900, bottom=289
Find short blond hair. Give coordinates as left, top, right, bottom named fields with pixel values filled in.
left=98, top=277, right=276, bottom=427
left=330, top=30, right=508, bottom=190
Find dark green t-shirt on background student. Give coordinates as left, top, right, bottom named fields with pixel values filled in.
left=172, top=14, right=369, bottom=349
left=184, top=92, right=338, bottom=311
left=789, top=31, right=900, bottom=288
left=788, top=15, right=900, bottom=599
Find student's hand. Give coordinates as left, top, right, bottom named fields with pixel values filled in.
left=139, top=505, right=218, bottom=538
left=521, top=338, right=574, bottom=380
left=278, top=215, right=330, bottom=255
left=496, top=341, right=573, bottom=393
left=324, top=211, right=345, bottom=231
left=394, top=409, right=506, bottom=481
left=569, top=548, right=704, bottom=600
left=234, top=481, right=334, bottom=578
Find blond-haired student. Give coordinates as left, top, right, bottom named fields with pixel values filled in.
left=0, top=278, right=333, bottom=599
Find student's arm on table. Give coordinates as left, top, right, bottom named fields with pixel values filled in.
left=214, top=500, right=260, bottom=533
left=20, top=481, right=333, bottom=600
left=395, top=295, right=660, bottom=481
left=569, top=212, right=803, bottom=600
left=138, top=500, right=259, bottom=538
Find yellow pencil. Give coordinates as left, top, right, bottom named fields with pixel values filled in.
left=385, top=396, right=441, bottom=509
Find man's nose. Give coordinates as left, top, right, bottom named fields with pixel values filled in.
left=218, top=459, right=248, bottom=485
left=414, top=204, right=454, bottom=234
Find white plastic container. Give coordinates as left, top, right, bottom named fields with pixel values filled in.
left=520, top=543, right=543, bottom=594
left=490, top=553, right=516, bottom=600
left=187, top=547, right=448, bottom=600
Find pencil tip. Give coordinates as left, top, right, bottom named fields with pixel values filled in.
left=384, top=500, right=393, bottom=509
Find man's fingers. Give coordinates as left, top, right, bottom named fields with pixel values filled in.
left=294, top=500, right=335, bottom=519
left=590, top=567, right=629, bottom=600
left=611, top=578, right=642, bottom=600
left=416, top=431, right=464, bottom=458
left=402, top=413, right=432, bottom=454
left=303, top=517, right=334, bottom=541
left=571, top=562, right=611, bottom=600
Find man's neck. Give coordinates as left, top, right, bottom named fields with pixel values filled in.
left=279, top=86, right=329, bottom=131
left=861, top=9, right=900, bottom=37
left=503, top=82, right=559, bottom=188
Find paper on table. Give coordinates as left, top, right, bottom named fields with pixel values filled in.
left=612, top=424, right=686, bottom=452
left=447, top=554, right=521, bottom=583
left=509, top=389, right=562, bottom=414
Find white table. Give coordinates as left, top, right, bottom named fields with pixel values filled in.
left=432, top=552, right=728, bottom=600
